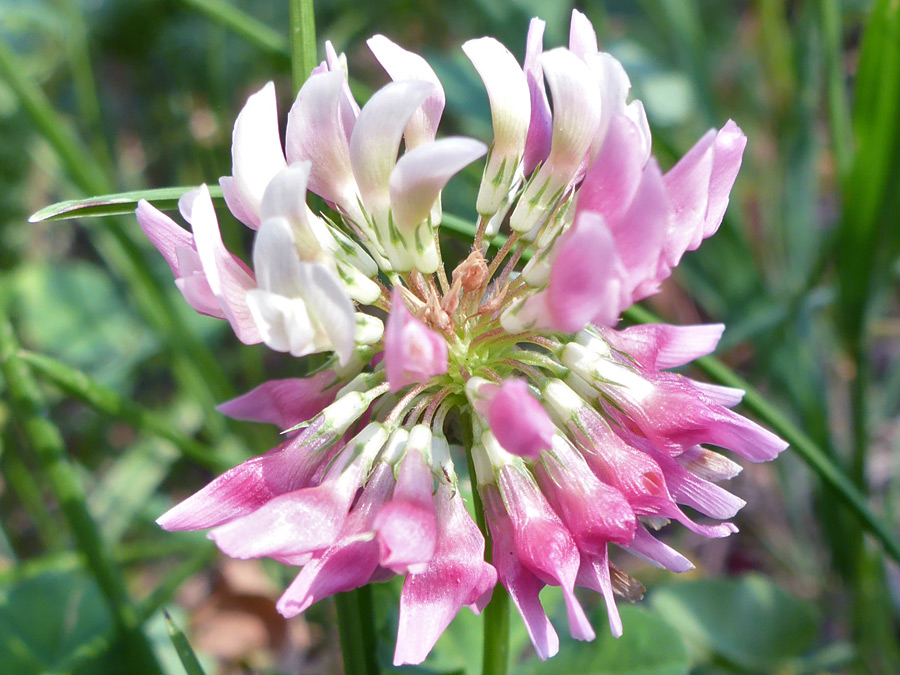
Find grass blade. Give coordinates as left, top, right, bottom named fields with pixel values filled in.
left=180, top=0, right=289, bottom=59
left=163, top=610, right=207, bottom=675
left=29, top=186, right=225, bottom=222
left=290, top=0, right=317, bottom=93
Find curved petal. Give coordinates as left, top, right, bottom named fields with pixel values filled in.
left=349, top=80, right=434, bottom=224
left=136, top=200, right=192, bottom=275
left=230, top=82, right=287, bottom=226
left=522, top=18, right=552, bottom=176
left=462, top=37, right=531, bottom=215
left=296, top=262, right=357, bottom=365
left=216, top=370, right=338, bottom=430
left=285, top=71, right=358, bottom=214
left=180, top=186, right=260, bottom=344
left=389, top=137, right=487, bottom=232
left=219, top=176, right=258, bottom=229
left=367, top=34, right=445, bottom=150
left=487, top=379, right=555, bottom=458
left=569, top=9, right=599, bottom=60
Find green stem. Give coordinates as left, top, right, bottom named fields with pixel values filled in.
left=465, top=447, right=509, bottom=675
left=19, top=349, right=232, bottom=471
left=181, top=0, right=289, bottom=59
left=0, top=312, right=163, bottom=674
left=625, top=304, right=900, bottom=565
left=289, top=0, right=317, bottom=93
left=334, top=587, right=380, bottom=675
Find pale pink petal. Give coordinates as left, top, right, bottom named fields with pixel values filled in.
left=522, top=18, right=552, bottom=176
left=482, top=484, right=559, bottom=660
left=603, top=323, right=725, bottom=369
left=384, top=287, right=448, bottom=392
left=625, top=524, right=694, bottom=573
left=394, top=484, right=496, bottom=665
left=568, top=9, right=598, bottom=60
left=487, top=379, right=555, bottom=458
left=547, top=212, right=626, bottom=331
left=690, top=381, right=745, bottom=408
left=367, top=34, right=445, bottom=150
left=219, top=176, right=258, bottom=229
left=324, top=40, right=360, bottom=140
left=230, top=82, right=287, bottom=225
left=349, top=80, right=434, bottom=224
left=704, top=120, right=747, bottom=238
left=180, top=185, right=260, bottom=344
left=611, top=160, right=669, bottom=297
left=276, top=462, right=394, bottom=617
left=389, top=137, right=487, bottom=232
left=661, top=129, right=715, bottom=263
left=584, top=52, right=631, bottom=148
left=374, top=448, right=437, bottom=574
left=285, top=71, right=358, bottom=214
left=175, top=272, right=222, bottom=318
left=136, top=200, right=192, bottom=275
left=216, top=370, right=338, bottom=430
left=576, top=113, right=645, bottom=227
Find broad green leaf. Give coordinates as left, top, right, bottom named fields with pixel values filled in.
left=650, top=575, right=819, bottom=671
left=516, top=604, right=689, bottom=675
left=28, top=185, right=224, bottom=222
left=0, top=570, right=113, bottom=674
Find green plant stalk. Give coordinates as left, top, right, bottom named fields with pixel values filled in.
left=0, top=38, right=234, bottom=427
left=164, top=611, right=207, bottom=675
left=290, top=0, right=317, bottom=93
left=18, top=349, right=231, bottom=472
left=0, top=313, right=163, bottom=674
left=466, top=445, right=509, bottom=675
left=818, top=0, right=853, bottom=178
left=625, top=304, right=900, bottom=565
left=1, top=437, right=66, bottom=552
left=334, top=587, right=380, bottom=675
left=181, top=0, right=290, bottom=59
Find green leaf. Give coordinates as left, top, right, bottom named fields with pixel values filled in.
left=0, top=570, right=113, bottom=674
left=517, top=604, right=689, bottom=675
left=650, top=575, right=819, bottom=671
left=28, top=185, right=225, bottom=222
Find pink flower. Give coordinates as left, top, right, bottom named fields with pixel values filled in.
left=147, top=9, right=786, bottom=665
left=384, top=287, right=448, bottom=392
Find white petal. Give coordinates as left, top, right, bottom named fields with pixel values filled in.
left=252, top=217, right=304, bottom=296
left=389, top=137, right=487, bottom=232
left=231, top=82, right=287, bottom=224
left=246, top=289, right=315, bottom=356
left=568, top=9, right=598, bottom=59
left=367, top=34, right=445, bottom=150
left=349, top=80, right=434, bottom=224
left=462, top=37, right=531, bottom=215
left=260, top=163, right=330, bottom=260
left=585, top=52, right=632, bottom=152
left=296, top=262, right=357, bottom=365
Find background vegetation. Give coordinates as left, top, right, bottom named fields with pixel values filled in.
left=1, top=0, right=898, bottom=673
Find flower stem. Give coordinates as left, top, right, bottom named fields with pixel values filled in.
left=334, top=587, right=380, bottom=675
left=289, top=0, right=317, bottom=93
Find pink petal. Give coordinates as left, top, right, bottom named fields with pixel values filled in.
left=219, top=176, right=258, bottom=229
left=522, top=18, right=552, bottom=176
left=374, top=447, right=437, bottom=574
left=487, top=379, right=555, bottom=458
left=389, top=137, right=487, bottom=233
left=208, top=458, right=364, bottom=560
left=498, top=465, right=595, bottom=642
left=394, top=484, right=496, bottom=666
left=384, top=287, right=448, bottom=392
left=568, top=9, right=598, bottom=60
left=323, top=41, right=360, bottom=141
left=285, top=71, right=358, bottom=216
left=156, top=418, right=335, bottom=531
left=216, top=370, right=338, bottom=431
left=704, top=120, right=747, bottom=238
left=482, top=484, right=559, bottom=660
left=276, top=462, right=394, bottom=617
left=547, top=212, right=626, bottom=331
left=179, top=185, right=261, bottom=344
left=625, top=524, right=694, bottom=573
left=602, top=323, right=725, bottom=369
left=575, top=548, right=623, bottom=638
left=136, top=200, right=192, bottom=275
left=367, top=34, right=445, bottom=150
left=230, top=82, right=287, bottom=226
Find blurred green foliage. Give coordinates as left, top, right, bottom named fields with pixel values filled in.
left=1, top=0, right=899, bottom=673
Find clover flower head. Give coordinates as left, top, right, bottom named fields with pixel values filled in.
left=142, top=10, right=787, bottom=664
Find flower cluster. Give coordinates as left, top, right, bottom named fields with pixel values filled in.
left=141, top=10, right=787, bottom=665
